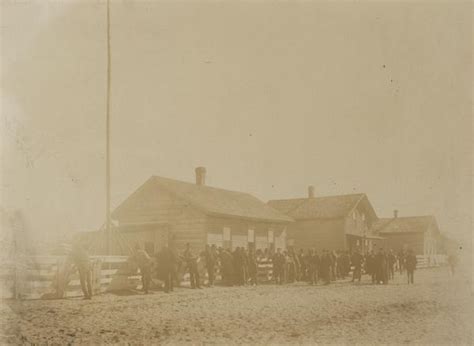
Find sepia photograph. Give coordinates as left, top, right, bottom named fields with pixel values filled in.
left=1, top=0, right=472, bottom=344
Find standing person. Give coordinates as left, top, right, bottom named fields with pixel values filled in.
left=183, top=243, right=201, bottom=289
left=397, top=250, right=405, bottom=274
left=375, top=248, right=388, bottom=284
left=241, top=248, right=249, bottom=285
left=286, top=250, right=296, bottom=283
left=248, top=250, right=258, bottom=286
left=298, top=249, right=307, bottom=281
left=351, top=249, right=363, bottom=282
left=157, top=244, right=176, bottom=293
left=272, top=248, right=284, bottom=285
left=405, top=249, right=417, bottom=284
left=233, top=247, right=244, bottom=285
left=387, top=250, right=396, bottom=280
left=447, top=253, right=458, bottom=276
left=340, top=251, right=350, bottom=279
left=306, top=249, right=315, bottom=285
left=133, top=244, right=152, bottom=294
left=219, top=248, right=234, bottom=286
left=204, top=244, right=217, bottom=287
left=366, top=250, right=377, bottom=284
left=311, top=250, right=321, bottom=284
left=320, top=250, right=332, bottom=285
left=71, top=240, right=93, bottom=300
left=292, top=249, right=301, bottom=282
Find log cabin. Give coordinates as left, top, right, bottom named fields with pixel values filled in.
left=370, top=210, right=440, bottom=256
left=109, top=167, right=293, bottom=255
left=268, top=186, right=381, bottom=252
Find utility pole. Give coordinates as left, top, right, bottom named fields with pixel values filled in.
left=105, top=0, right=112, bottom=255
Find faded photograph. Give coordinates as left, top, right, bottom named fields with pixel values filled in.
left=1, top=0, right=472, bottom=344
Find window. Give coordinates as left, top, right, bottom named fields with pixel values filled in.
left=207, top=232, right=223, bottom=248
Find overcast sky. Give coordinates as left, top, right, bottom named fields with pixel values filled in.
left=1, top=1, right=471, bottom=247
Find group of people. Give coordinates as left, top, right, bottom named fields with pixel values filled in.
left=270, top=247, right=418, bottom=286
left=70, top=238, right=421, bottom=300
left=131, top=243, right=421, bottom=294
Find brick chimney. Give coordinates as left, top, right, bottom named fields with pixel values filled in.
left=393, top=209, right=398, bottom=218
left=195, top=167, right=206, bottom=186
left=308, top=185, right=315, bottom=199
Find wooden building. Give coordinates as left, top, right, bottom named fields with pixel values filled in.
left=268, top=186, right=380, bottom=252
left=109, top=167, right=292, bottom=255
left=371, top=210, right=440, bottom=256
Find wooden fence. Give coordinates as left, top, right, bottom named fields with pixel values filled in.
left=0, top=254, right=446, bottom=300
left=0, top=256, right=140, bottom=300
left=416, top=254, right=446, bottom=269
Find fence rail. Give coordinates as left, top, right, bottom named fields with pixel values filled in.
left=1, top=254, right=446, bottom=300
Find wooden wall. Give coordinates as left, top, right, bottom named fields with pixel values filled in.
left=114, top=188, right=207, bottom=254
left=289, top=218, right=346, bottom=251
left=380, top=232, right=425, bottom=254
left=344, top=207, right=370, bottom=238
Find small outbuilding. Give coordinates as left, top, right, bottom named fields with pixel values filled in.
left=371, top=210, right=440, bottom=256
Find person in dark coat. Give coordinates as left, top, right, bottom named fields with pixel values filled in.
left=291, top=249, right=300, bottom=282
left=351, top=249, right=363, bottom=282
left=365, top=250, right=377, bottom=283
left=320, top=250, right=332, bottom=285
left=232, top=247, right=245, bottom=285
left=298, top=249, right=307, bottom=281
left=241, top=248, right=249, bottom=285
left=71, top=240, right=93, bottom=299
left=375, top=248, right=388, bottom=284
left=157, top=244, right=176, bottom=293
left=397, top=250, right=405, bottom=274
left=405, top=249, right=417, bottom=284
left=272, top=248, right=285, bottom=285
left=183, top=243, right=201, bottom=289
left=133, top=244, right=152, bottom=294
left=311, top=250, right=320, bottom=284
left=387, top=250, right=396, bottom=280
left=306, top=249, right=315, bottom=285
left=204, top=244, right=217, bottom=287
left=219, top=248, right=234, bottom=286
left=248, top=250, right=258, bottom=286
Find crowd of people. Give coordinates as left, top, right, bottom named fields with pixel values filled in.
left=129, top=244, right=421, bottom=296
left=70, top=239, right=424, bottom=300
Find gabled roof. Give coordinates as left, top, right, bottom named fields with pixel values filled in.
left=112, top=176, right=293, bottom=223
left=371, top=215, right=438, bottom=234
left=268, top=193, right=377, bottom=220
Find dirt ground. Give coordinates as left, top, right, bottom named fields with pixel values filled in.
left=1, top=266, right=472, bottom=345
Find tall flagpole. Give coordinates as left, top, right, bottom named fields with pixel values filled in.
left=105, top=0, right=112, bottom=255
